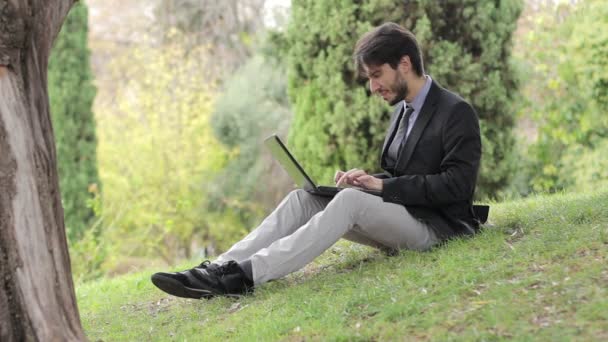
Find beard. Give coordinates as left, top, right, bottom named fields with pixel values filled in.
left=388, top=72, right=409, bottom=106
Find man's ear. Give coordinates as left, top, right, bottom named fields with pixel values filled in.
left=398, top=55, right=411, bottom=73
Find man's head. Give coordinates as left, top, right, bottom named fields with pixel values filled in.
left=354, top=22, right=425, bottom=105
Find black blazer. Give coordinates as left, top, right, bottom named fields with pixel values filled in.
left=375, top=80, right=482, bottom=240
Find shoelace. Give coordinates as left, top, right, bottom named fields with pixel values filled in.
left=209, top=261, right=238, bottom=277
left=196, top=260, right=212, bottom=268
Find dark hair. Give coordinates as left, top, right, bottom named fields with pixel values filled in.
left=354, top=22, right=424, bottom=77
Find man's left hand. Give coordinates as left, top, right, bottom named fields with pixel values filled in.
left=337, top=169, right=383, bottom=191
left=353, top=174, right=383, bottom=191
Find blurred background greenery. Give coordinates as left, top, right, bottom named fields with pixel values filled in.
left=47, top=0, right=608, bottom=281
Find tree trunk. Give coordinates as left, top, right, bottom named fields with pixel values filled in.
left=0, top=0, right=86, bottom=341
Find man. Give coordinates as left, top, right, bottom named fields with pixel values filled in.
left=151, top=22, right=482, bottom=299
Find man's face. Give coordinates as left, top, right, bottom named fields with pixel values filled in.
left=365, top=63, right=409, bottom=106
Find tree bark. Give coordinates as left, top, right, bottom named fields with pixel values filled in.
left=0, top=0, right=86, bottom=341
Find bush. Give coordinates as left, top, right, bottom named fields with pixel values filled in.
left=514, top=0, right=608, bottom=193
left=69, top=187, right=107, bottom=282
left=559, top=140, right=608, bottom=193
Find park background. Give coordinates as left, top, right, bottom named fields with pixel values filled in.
left=47, top=0, right=607, bottom=339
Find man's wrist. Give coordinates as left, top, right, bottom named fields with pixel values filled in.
left=377, top=178, right=384, bottom=191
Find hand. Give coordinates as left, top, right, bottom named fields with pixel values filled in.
left=336, top=168, right=364, bottom=187
left=335, top=168, right=383, bottom=191
left=352, top=174, right=383, bottom=191
left=334, top=170, right=345, bottom=184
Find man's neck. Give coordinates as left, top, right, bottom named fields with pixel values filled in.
left=404, top=75, right=427, bottom=103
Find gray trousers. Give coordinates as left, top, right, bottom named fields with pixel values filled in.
left=214, top=188, right=439, bottom=284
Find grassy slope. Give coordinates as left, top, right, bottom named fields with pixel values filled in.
left=77, top=190, right=608, bottom=341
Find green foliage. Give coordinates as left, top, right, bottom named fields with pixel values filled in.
left=70, top=187, right=108, bottom=282
left=96, top=39, right=228, bottom=268
left=206, top=209, right=251, bottom=253
left=77, top=189, right=608, bottom=340
left=559, top=140, right=608, bottom=193
left=212, top=55, right=291, bottom=151
left=515, top=0, right=608, bottom=192
left=285, top=0, right=522, bottom=199
left=210, top=52, right=292, bottom=230
left=48, top=2, right=98, bottom=242
left=152, top=0, right=265, bottom=74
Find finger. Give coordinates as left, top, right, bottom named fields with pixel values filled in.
left=336, top=174, right=349, bottom=187
left=336, top=174, right=346, bottom=187
left=356, top=175, right=372, bottom=186
left=345, top=169, right=364, bottom=185
left=360, top=175, right=380, bottom=188
left=337, top=168, right=358, bottom=186
left=350, top=172, right=367, bottom=185
left=348, top=170, right=368, bottom=182
left=347, top=169, right=369, bottom=185
left=344, top=168, right=361, bottom=178
left=334, top=170, right=345, bottom=183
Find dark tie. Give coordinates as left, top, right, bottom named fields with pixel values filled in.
left=387, top=105, right=415, bottom=161
left=398, top=105, right=415, bottom=155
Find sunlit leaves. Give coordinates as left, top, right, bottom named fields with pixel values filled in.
left=96, top=38, right=228, bottom=266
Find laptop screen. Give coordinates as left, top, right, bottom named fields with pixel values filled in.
left=264, top=135, right=318, bottom=191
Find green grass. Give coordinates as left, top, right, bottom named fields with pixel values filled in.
left=77, top=190, right=608, bottom=341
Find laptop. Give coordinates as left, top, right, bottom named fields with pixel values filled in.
left=264, top=134, right=382, bottom=198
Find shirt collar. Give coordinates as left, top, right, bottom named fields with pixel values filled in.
left=404, top=75, right=432, bottom=112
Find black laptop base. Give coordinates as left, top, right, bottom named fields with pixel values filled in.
left=308, top=186, right=382, bottom=197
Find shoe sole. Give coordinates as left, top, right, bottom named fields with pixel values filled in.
left=151, top=273, right=215, bottom=299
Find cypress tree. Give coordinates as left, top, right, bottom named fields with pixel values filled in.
left=48, top=2, right=98, bottom=242
left=286, top=0, right=522, bottom=198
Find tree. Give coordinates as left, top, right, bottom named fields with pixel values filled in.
left=513, top=0, right=608, bottom=193
left=48, top=1, right=98, bottom=243
left=154, top=0, right=267, bottom=75
left=286, top=0, right=522, bottom=199
left=0, top=0, right=85, bottom=340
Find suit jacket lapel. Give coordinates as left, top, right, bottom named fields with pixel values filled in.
left=395, top=81, right=440, bottom=171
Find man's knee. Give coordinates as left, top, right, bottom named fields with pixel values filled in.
left=286, top=189, right=315, bottom=205
left=287, top=188, right=308, bottom=199
left=331, top=188, right=366, bottom=216
left=333, top=188, right=363, bottom=203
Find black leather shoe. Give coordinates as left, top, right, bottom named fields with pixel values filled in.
left=151, top=260, right=219, bottom=299
left=190, top=261, right=255, bottom=298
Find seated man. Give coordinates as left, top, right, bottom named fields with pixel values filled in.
left=151, top=22, right=482, bottom=299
